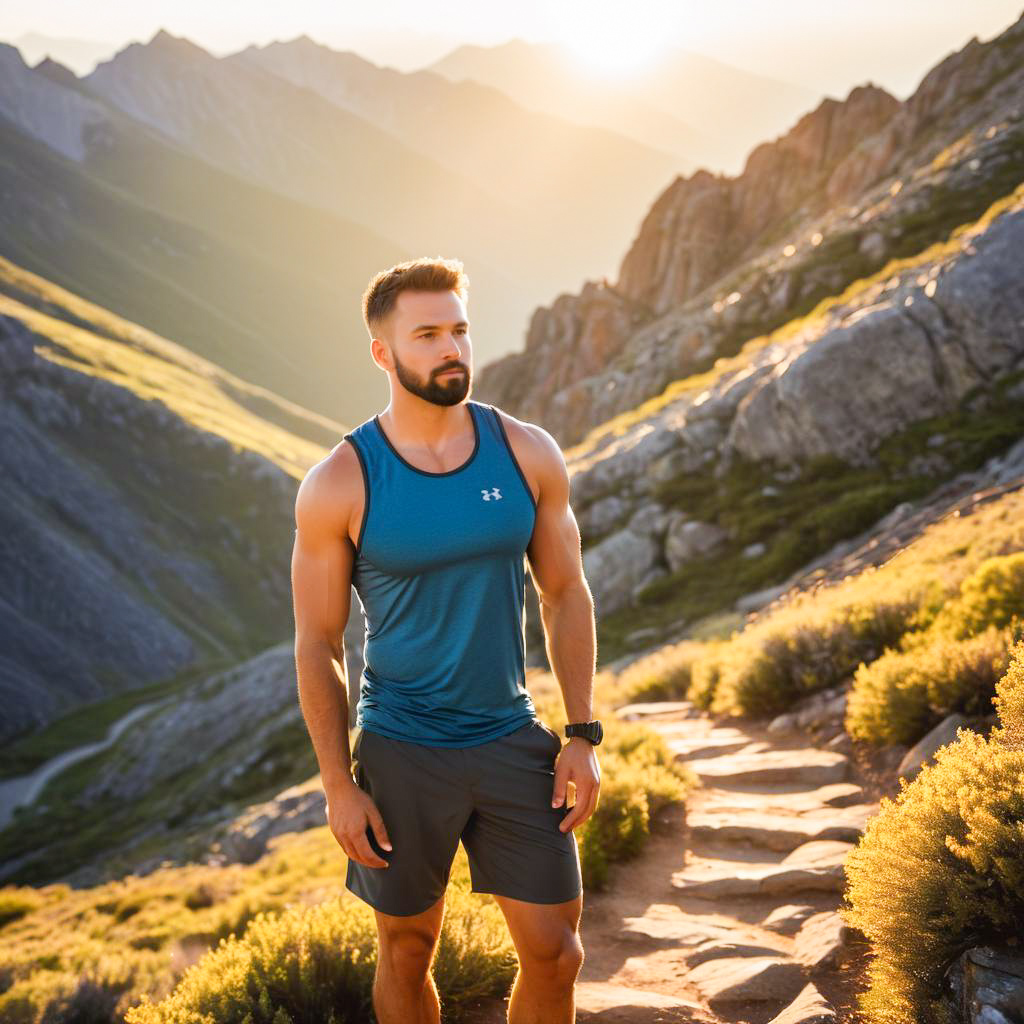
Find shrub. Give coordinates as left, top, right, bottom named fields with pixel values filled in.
left=846, top=622, right=1022, bottom=745
left=124, top=888, right=516, bottom=1024
left=614, top=641, right=701, bottom=704
left=0, top=889, right=42, bottom=928
left=930, top=552, right=1024, bottom=639
left=702, top=595, right=917, bottom=719
left=841, top=640, right=1024, bottom=1024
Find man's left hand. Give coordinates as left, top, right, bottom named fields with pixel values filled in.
left=552, top=737, right=601, bottom=833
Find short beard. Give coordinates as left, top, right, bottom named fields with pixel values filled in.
left=392, top=351, right=470, bottom=406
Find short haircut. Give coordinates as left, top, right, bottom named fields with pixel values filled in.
left=361, top=256, right=470, bottom=340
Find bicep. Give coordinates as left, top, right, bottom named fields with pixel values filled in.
left=525, top=428, right=587, bottom=607
left=291, top=470, right=354, bottom=655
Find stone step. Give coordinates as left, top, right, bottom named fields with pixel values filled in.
left=792, top=911, right=851, bottom=969
left=695, top=782, right=868, bottom=812
left=761, top=903, right=826, bottom=936
left=666, top=734, right=762, bottom=761
left=685, top=938, right=793, bottom=967
left=614, top=701, right=701, bottom=721
left=686, top=955, right=808, bottom=1008
left=684, top=749, right=850, bottom=788
left=686, top=806, right=872, bottom=851
left=671, top=841, right=854, bottom=899
left=766, top=981, right=837, bottom=1022
left=619, top=905, right=791, bottom=955
left=574, top=980, right=710, bottom=1022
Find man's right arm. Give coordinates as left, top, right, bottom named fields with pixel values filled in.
left=291, top=444, right=391, bottom=868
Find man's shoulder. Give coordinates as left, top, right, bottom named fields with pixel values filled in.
left=489, top=405, right=560, bottom=459
left=295, top=435, right=365, bottom=523
left=488, top=405, right=566, bottom=492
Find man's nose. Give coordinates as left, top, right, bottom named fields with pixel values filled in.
left=441, top=332, right=466, bottom=360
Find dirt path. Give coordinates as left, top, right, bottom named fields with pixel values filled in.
left=570, top=700, right=879, bottom=1023
left=462, top=699, right=879, bottom=1022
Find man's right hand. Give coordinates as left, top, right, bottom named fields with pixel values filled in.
left=326, top=778, right=393, bottom=869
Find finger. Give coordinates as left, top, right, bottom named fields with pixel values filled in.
left=559, top=785, right=598, bottom=832
left=366, top=806, right=393, bottom=852
left=560, top=790, right=597, bottom=833
left=350, top=830, right=389, bottom=869
left=551, top=765, right=570, bottom=808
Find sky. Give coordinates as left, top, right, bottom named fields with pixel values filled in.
left=4, top=0, right=1023, bottom=99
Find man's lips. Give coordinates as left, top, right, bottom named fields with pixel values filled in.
left=438, top=369, right=465, bottom=378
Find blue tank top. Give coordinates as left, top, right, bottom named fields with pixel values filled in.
left=344, top=400, right=540, bottom=746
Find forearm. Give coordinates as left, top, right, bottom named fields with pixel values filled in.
left=295, top=639, right=357, bottom=795
left=539, top=580, right=596, bottom=722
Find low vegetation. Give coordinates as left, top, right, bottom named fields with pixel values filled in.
left=0, top=685, right=695, bottom=1024
left=609, top=486, right=1024, bottom=750
left=841, top=639, right=1024, bottom=1024
left=846, top=553, right=1024, bottom=744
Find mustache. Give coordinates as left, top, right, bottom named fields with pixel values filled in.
left=435, top=365, right=468, bottom=376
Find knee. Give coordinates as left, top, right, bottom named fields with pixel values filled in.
left=378, top=926, right=438, bottom=983
left=521, top=931, right=584, bottom=990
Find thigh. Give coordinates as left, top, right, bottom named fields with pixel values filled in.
left=460, top=720, right=583, bottom=905
left=492, top=890, right=583, bottom=966
left=346, top=728, right=473, bottom=917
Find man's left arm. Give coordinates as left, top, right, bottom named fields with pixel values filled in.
left=523, top=423, right=600, bottom=834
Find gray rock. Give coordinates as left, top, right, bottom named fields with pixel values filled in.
left=628, top=501, right=671, bottom=538
left=213, top=778, right=327, bottom=864
left=897, top=712, right=970, bottom=781
left=665, top=515, right=729, bottom=571
left=578, top=493, right=628, bottom=539
left=736, top=582, right=790, bottom=613
left=581, top=528, right=660, bottom=617
left=725, top=206, right=1024, bottom=468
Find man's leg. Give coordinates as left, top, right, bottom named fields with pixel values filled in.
left=371, top=891, right=446, bottom=1024
left=492, top=891, right=584, bottom=1024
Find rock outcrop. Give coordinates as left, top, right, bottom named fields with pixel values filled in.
left=475, top=13, right=1024, bottom=450
left=561, top=193, right=1024, bottom=626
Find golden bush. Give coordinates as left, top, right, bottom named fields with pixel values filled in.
left=845, top=623, right=1021, bottom=745
left=841, top=639, right=1024, bottom=1024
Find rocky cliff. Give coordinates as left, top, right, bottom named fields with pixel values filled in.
left=475, top=13, right=1024, bottom=450
left=567, top=185, right=1024, bottom=640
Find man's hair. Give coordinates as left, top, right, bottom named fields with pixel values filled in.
left=362, top=256, right=469, bottom=340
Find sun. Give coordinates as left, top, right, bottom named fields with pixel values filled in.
left=547, top=3, right=670, bottom=77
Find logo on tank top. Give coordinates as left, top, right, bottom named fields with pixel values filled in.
left=481, top=487, right=503, bottom=501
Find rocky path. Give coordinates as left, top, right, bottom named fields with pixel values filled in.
left=572, top=700, right=878, bottom=1023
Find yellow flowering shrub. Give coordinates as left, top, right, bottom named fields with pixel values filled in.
left=841, top=639, right=1024, bottom=1024
left=845, top=622, right=1021, bottom=745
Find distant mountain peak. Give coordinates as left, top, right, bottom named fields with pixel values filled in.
left=32, top=55, right=79, bottom=86
left=145, top=27, right=209, bottom=60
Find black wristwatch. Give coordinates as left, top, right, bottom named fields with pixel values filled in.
left=564, top=720, right=603, bottom=745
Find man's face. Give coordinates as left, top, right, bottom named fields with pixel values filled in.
left=381, top=289, right=472, bottom=407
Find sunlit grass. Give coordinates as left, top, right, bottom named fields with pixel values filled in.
left=0, top=678, right=695, bottom=1024
left=0, top=255, right=342, bottom=480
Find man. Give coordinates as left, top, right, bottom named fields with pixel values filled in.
left=291, top=256, right=601, bottom=1024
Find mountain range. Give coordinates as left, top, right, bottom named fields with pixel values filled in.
left=2, top=11, right=1023, bottom=886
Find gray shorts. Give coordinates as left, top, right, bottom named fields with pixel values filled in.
left=345, top=718, right=583, bottom=916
